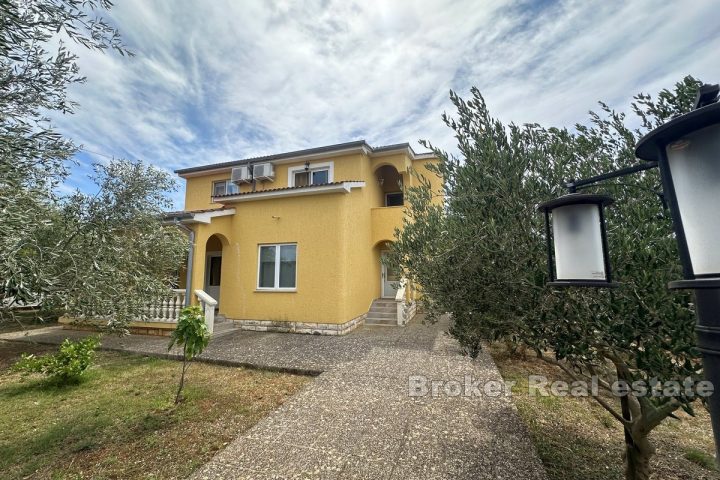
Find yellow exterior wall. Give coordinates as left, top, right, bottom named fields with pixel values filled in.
left=180, top=148, right=440, bottom=326
left=184, top=172, right=233, bottom=211
left=183, top=153, right=367, bottom=212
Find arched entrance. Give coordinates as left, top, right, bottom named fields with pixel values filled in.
left=374, top=241, right=401, bottom=298
left=204, top=234, right=226, bottom=307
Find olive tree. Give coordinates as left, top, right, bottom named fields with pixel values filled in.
left=1, top=1, right=187, bottom=331
left=38, top=160, right=188, bottom=331
left=390, top=76, right=706, bottom=479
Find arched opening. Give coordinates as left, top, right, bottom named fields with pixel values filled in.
left=374, top=240, right=400, bottom=298
left=375, top=165, right=404, bottom=207
left=204, top=234, right=226, bottom=308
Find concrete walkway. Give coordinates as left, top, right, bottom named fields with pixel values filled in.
left=1, top=317, right=547, bottom=479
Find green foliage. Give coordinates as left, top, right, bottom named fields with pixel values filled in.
left=13, top=337, right=100, bottom=384
left=0, top=1, right=187, bottom=332
left=44, top=160, right=189, bottom=332
left=684, top=448, right=717, bottom=471
left=390, top=75, right=706, bottom=478
left=168, top=306, right=211, bottom=404
left=169, top=306, right=211, bottom=360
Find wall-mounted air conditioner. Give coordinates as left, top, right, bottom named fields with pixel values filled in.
left=231, top=165, right=252, bottom=184
left=253, top=163, right=275, bottom=181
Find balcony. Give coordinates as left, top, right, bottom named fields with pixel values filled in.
left=371, top=206, right=405, bottom=245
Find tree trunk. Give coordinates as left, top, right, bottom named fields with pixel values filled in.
left=175, top=346, right=188, bottom=404
left=624, top=435, right=653, bottom=480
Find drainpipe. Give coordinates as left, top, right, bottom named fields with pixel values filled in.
left=174, top=221, right=195, bottom=307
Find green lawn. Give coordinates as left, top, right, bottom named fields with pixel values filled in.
left=0, top=341, right=310, bottom=479
left=490, top=344, right=720, bottom=480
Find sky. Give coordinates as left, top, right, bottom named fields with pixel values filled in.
left=54, top=0, right=720, bottom=209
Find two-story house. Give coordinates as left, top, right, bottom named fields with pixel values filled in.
left=168, top=140, right=441, bottom=335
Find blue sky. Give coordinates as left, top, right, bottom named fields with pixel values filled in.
left=54, top=0, right=720, bottom=209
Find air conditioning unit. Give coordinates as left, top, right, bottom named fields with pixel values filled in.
left=231, top=165, right=252, bottom=184
left=252, top=163, right=275, bottom=181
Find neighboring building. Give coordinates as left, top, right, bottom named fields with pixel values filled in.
left=167, top=140, right=441, bottom=335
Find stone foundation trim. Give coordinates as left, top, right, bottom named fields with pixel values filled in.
left=231, top=314, right=365, bottom=336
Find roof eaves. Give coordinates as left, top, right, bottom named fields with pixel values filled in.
left=175, top=140, right=370, bottom=176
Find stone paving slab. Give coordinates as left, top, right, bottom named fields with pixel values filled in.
left=0, top=317, right=547, bottom=479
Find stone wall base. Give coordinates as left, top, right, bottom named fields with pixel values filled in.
left=230, top=313, right=366, bottom=336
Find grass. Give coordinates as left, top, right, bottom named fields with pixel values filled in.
left=0, top=340, right=310, bottom=479
left=490, top=343, right=720, bottom=480
left=686, top=448, right=719, bottom=472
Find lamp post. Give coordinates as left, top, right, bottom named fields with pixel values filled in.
left=635, top=87, right=720, bottom=460
left=537, top=193, right=617, bottom=288
left=539, top=84, right=720, bottom=461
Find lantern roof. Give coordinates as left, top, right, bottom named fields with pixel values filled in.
left=537, top=193, right=614, bottom=213
left=635, top=101, right=720, bottom=161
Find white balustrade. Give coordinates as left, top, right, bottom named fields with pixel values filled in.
left=140, top=289, right=217, bottom=334
left=144, top=289, right=186, bottom=323
left=194, top=289, right=218, bottom=334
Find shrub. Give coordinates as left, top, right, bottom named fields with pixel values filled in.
left=13, top=337, right=100, bottom=384
left=168, top=306, right=210, bottom=403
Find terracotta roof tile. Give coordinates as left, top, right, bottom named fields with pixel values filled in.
left=212, top=181, right=363, bottom=199
left=164, top=206, right=229, bottom=216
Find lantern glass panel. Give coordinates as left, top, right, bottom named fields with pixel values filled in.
left=666, top=123, right=720, bottom=276
left=552, top=203, right=606, bottom=281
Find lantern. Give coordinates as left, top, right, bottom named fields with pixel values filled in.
left=538, top=193, right=616, bottom=287
left=635, top=92, right=720, bottom=289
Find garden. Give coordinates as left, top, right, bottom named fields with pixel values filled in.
left=0, top=338, right=308, bottom=479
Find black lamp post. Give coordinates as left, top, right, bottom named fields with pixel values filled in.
left=635, top=85, right=720, bottom=460
left=538, top=193, right=617, bottom=288
left=540, top=84, right=720, bottom=461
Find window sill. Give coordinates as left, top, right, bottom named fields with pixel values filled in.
left=255, top=289, right=297, bottom=293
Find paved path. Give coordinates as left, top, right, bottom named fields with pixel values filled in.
left=1, top=317, right=547, bottom=479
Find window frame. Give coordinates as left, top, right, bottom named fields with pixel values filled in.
left=288, top=162, right=334, bottom=187
left=256, top=243, right=298, bottom=291
left=212, top=180, right=227, bottom=197
left=212, top=179, right=239, bottom=198
left=385, top=191, right=404, bottom=207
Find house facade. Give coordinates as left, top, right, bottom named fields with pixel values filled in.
left=168, top=140, right=441, bottom=335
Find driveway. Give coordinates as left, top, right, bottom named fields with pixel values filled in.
left=1, top=316, right=547, bottom=479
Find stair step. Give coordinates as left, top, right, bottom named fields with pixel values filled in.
left=367, top=311, right=396, bottom=319
left=369, top=307, right=396, bottom=314
left=365, top=318, right=398, bottom=326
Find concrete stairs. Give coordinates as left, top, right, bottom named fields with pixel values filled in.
left=365, top=299, right=398, bottom=326
left=212, top=313, right=239, bottom=336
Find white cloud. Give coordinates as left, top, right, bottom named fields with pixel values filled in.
left=52, top=0, right=720, bottom=208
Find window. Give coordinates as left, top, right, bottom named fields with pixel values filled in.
left=212, top=180, right=239, bottom=197
left=258, top=244, right=297, bottom=290
left=289, top=162, right=333, bottom=187
left=385, top=192, right=404, bottom=207
left=293, top=169, right=329, bottom=187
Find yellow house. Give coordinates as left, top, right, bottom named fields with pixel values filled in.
left=167, top=140, right=441, bottom=335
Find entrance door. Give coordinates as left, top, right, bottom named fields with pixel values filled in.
left=205, top=253, right=222, bottom=307
left=381, top=252, right=400, bottom=298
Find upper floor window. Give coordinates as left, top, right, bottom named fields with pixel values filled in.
left=385, top=192, right=404, bottom=207
left=288, top=162, right=333, bottom=187
left=212, top=180, right=239, bottom=197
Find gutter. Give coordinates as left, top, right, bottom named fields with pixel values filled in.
left=173, top=220, right=195, bottom=307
